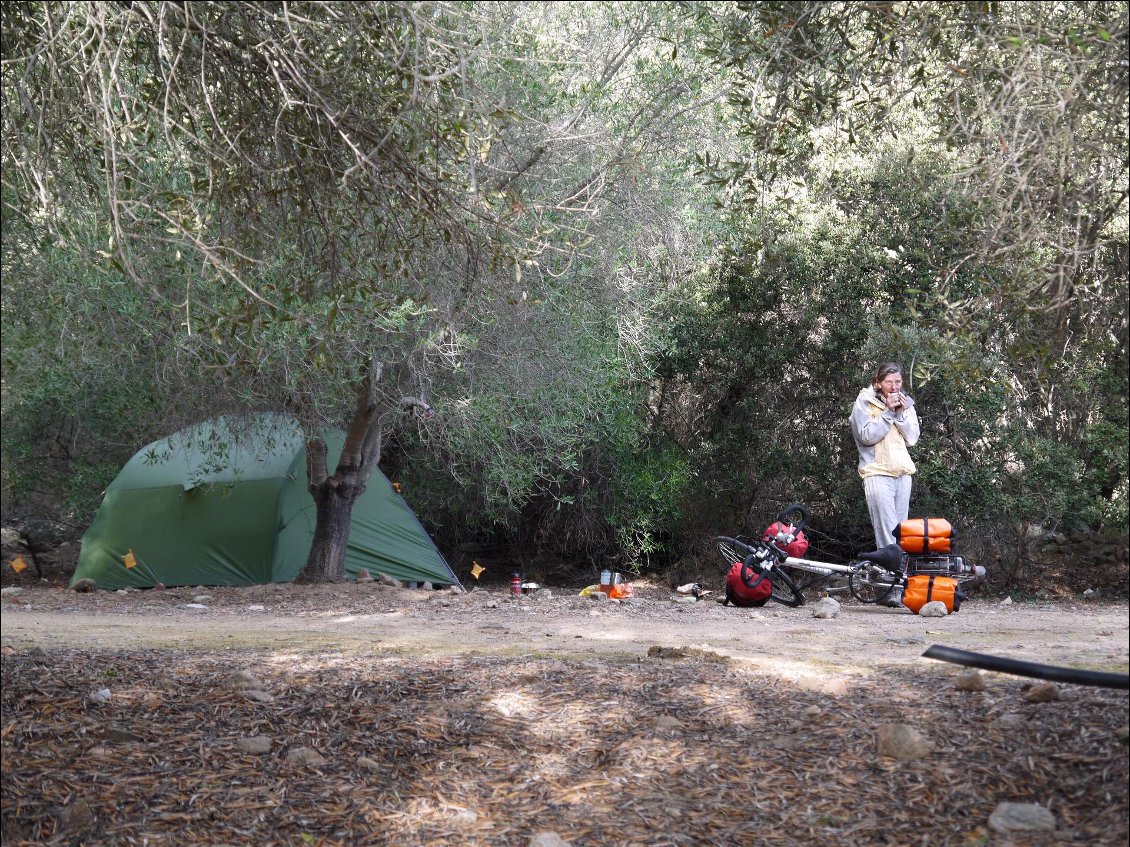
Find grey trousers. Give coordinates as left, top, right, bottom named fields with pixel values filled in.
left=863, top=474, right=913, bottom=549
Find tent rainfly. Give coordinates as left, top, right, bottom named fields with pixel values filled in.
left=71, top=415, right=460, bottom=590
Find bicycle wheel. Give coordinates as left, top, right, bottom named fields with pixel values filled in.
left=848, top=563, right=898, bottom=604
left=716, top=537, right=748, bottom=570
left=782, top=566, right=829, bottom=594
left=763, top=564, right=804, bottom=607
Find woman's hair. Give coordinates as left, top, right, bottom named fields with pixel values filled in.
left=871, top=362, right=903, bottom=385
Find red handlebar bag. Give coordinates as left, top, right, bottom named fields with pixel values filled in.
left=894, top=518, right=954, bottom=554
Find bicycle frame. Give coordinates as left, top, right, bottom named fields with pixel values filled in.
left=779, top=554, right=858, bottom=591
left=781, top=554, right=853, bottom=577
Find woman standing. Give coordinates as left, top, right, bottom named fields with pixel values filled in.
left=850, top=362, right=920, bottom=558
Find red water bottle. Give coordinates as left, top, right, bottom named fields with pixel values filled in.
left=510, top=572, right=522, bottom=596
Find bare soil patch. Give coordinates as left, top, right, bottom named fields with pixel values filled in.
left=2, top=583, right=1128, bottom=846
left=2, top=580, right=1127, bottom=671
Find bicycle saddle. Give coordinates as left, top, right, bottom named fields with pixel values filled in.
left=857, top=543, right=904, bottom=571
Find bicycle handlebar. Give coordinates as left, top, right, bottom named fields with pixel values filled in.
left=774, top=503, right=810, bottom=535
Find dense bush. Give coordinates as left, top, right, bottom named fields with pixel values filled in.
left=655, top=149, right=1128, bottom=589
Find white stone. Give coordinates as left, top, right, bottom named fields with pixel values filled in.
left=1000, top=596, right=1013, bottom=605
left=287, top=747, right=327, bottom=767
left=221, top=671, right=263, bottom=690
left=811, top=597, right=840, bottom=619
left=529, top=833, right=573, bottom=847
left=919, top=600, right=949, bottom=617
left=989, top=802, right=1056, bottom=833
left=448, top=809, right=479, bottom=826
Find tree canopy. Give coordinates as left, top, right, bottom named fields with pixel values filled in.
left=2, top=1, right=1126, bottom=590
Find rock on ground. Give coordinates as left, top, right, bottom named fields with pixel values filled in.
left=1023, top=682, right=1060, bottom=703
left=954, top=671, right=986, bottom=692
left=811, top=597, right=840, bottom=619
left=876, top=724, right=933, bottom=761
left=236, top=736, right=273, bottom=755
left=287, top=747, right=327, bottom=767
left=989, top=801, right=1056, bottom=833
left=919, top=600, right=948, bottom=617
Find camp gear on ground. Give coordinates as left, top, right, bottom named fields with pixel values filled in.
left=904, top=554, right=982, bottom=578
left=608, top=582, right=633, bottom=600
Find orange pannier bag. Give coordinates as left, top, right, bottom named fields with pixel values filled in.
left=902, top=574, right=963, bottom=614
left=895, top=518, right=954, bottom=555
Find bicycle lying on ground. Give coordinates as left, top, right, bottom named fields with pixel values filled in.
left=715, top=504, right=985, bottom=608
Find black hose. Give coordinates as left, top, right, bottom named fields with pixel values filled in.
left=922, top=644, right=1129, bottom=690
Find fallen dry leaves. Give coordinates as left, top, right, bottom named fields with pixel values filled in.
left=2, top=645, right=1127, bottom=846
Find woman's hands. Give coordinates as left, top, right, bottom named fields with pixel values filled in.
left=885, top=391, right=905, bottom=412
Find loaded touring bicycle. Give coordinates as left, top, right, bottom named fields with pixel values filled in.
left=716, top=504, right=986, bottom=609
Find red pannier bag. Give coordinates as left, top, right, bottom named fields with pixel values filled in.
left=894, top=518, right=954, bottom=555
left=724, top=561, right=772, bottom=607
left=761, top=521, right=809, bottom=558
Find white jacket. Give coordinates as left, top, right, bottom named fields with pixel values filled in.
left=850, top=386, right=920, bottom=478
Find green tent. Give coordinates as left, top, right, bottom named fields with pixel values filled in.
left=72, top=415, right=460, bottom=590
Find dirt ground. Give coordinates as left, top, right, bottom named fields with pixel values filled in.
left=2, top=581, right=1128, bottom=847
left=1, top=580, right=1127, bottom=674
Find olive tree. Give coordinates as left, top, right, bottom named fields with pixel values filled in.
left=2, top=1, right=724, bottom=577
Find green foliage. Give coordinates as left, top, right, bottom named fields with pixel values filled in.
left=0, top=1, right=1124, bottom=591
left=658, top=135, right=1128, bottom=576
left=0, top=204, right=173, bottom=519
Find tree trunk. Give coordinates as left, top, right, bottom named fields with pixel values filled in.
left=297, top=355, right=423, bottom=583
left=298, top=426, right=372, bottom=583
left=301, top=477, right=361, bottom=583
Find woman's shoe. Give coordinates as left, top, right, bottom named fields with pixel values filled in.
left=881, top=589, right=904, bottom=608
